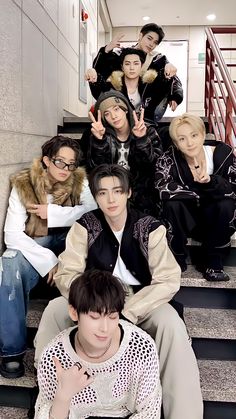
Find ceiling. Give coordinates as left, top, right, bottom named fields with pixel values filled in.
left=105, top=0, right=236, bottom=27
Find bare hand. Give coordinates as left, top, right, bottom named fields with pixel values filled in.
left=192, top=157, right=210, bottom=183
left=85, top=68, right=97, bottom=83
left=169, top=101, right=178, bottom=112
left=89, top=110, right=105, bottom=140
left=47, top=265, right=58, bottom=286
left=164, top=63, right=177, bottom=79
left=54, top=357, right=93, bottom=401
left=27, top=204, right=48, bottom=219
left=132, top=109, right=147, bottom=138
left=105, top=33, right=125, bottom=53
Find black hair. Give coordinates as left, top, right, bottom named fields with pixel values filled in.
left=120, top=47, right=146, bottom=65
left=89, top=164, right=131, bottom=198
left=41, top=135, right=81, bottom=169
left=69, top=270, right=126, bottom=315
left=140, top=23, right=165, bottom=44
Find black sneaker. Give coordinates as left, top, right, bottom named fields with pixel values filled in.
left=0, top=356, right=25, bottom=379
left=204, top=268, right=230, bottom=282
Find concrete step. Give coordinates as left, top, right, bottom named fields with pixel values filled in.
left=26, top=299, right=48, bottom=329
left=177, top=266, right=236, bottom=309
left=184, top=307, right=236, bottom=340
left=199, top=359, right=236, bottom=403
left=0, top=406, right=28, bottom=418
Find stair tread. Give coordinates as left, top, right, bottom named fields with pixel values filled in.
left=198, top=359, right=236, bottom=402
left=184, top=307, right=236, bottom=339
left=0, top=406, right=28, bottom=418
left=26, top=299, right=48, bottom=328
left=0, top=350, right=35, bottom=388
left=181, top=265, right=236, bottom=289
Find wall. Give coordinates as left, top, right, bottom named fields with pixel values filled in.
left=0, top=0, right=98, bottom=253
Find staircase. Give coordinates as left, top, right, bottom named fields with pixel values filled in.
left=0, top=118, right=236, bottom=418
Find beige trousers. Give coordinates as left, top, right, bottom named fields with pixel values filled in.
left=34, top=298, right=203, bottom=419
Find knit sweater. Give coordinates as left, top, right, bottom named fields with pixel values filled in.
left=35, top=321, right=162, bottom=418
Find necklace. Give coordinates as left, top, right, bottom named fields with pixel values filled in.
left=76, top=333, right=112, bottom=360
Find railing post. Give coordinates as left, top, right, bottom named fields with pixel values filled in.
left=225, top=96, right=233, bottom=146
left=205, top=39, right=214, bottom=133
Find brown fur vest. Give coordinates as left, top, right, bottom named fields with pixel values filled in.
left=11, top=158, right=86, bottom=237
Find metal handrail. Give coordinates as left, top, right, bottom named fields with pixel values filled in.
left=205, top=27, right=236, bottom=147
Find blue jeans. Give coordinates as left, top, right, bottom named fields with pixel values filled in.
left=0, top=232, right=67, bottom=357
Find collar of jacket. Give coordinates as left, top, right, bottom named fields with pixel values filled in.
left=107, top=69, right=158, bottom=92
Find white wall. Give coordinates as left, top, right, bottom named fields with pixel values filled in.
left=0, top=0, right=98, bottom=252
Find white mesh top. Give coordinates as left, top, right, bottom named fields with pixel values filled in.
left=35, top=320, right=161, bottom=418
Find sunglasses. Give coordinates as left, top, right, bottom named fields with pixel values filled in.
left=51, top=158, right=77, bottom=172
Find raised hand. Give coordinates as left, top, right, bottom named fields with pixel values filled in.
left=53, top=358, right=93, bottom=401
left=105, top=33, right=125, bottom=53
left=85, top=68, right=98, bottom=83
left=89, top=110, right=105, bottom=140
left=192, top=157, right=210, bottom=183
left=132, top=108, right=147, bottom=138
left=164, top=62, right=177, bottom=79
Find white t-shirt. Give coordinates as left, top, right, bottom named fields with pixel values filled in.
left=112, top=228, right=141, bottom=286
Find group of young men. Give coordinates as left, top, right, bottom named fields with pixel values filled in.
left=0, top=23, right=206, bottom=419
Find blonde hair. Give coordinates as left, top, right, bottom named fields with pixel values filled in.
left=169, top=113, right=206, bottom=143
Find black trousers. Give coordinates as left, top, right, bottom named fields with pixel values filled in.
left=163, top=198, right=235, bottom=269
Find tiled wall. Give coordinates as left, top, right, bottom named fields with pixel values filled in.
left=0, top=0, right=98, bottom=253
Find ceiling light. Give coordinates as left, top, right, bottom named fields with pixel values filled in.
left=142, top=16, right=150, bottom=21
left=206, top=14, right=216, bottom=21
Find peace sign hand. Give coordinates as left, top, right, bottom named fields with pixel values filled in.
left=105, top=33, right=125, bottom=53
left=192, top=157, right=210, bottom=183
left=89, top=110, right=105, bottom=140
left=132, top=109, right=147, bottom=138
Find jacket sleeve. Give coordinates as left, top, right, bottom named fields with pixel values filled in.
left=195, top=174, right=236, bottom=199
left=122, top=225, right=181, bottom=324
left=151, top=54, right=169, bottom=72
left=155, top=151, right=199, bottom=200
left=89, top=74, right=112, bottom=100
left=88, top=134, right=113, bottom=168
left=54, top=222, right=88, bottom=298
left=4, top=187, right=58, bottom=277
left=132, top=125, right=163, bottom=161
left=168, top=75, right=183, bottom=105
left=93, top=46, right=122, bottom=80
left=47, top=179, right=97, bottom=227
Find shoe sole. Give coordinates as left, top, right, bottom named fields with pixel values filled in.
left=0, top=367, right=25, bottom=379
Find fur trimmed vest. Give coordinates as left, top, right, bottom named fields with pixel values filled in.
left=11, top=158, right=86, bottom=237
left=107, top=69, right=158, bottom=91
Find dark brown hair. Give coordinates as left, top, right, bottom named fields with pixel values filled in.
left=89, top=164, right=131, bottom=198
left=120, top=47, right=146, bottom=65
left=140, top=23, right=165, bottom=44
left=41, top=135, right=81, bottom=168
left=69, top=270, right=126, bottom=315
